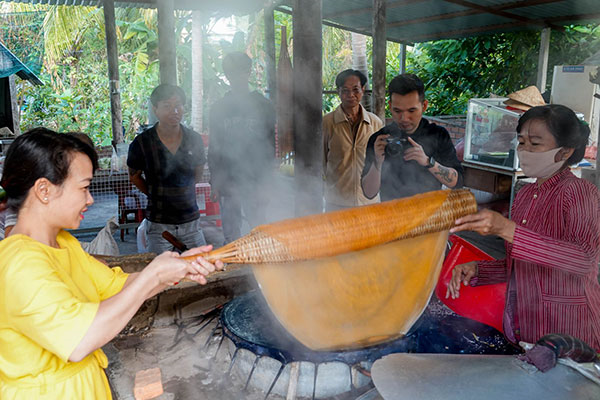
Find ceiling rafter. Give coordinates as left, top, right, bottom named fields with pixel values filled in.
left=398, top=10, right=600, bottom=43
left=442, top=0, right=563, bottom=30
left=322, top=0, right=426, bottom=20
left=386, top=0, right=563, bottom=28
left=401, top=20, right=532, bottom=42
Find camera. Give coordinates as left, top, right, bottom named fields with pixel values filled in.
left=384, top=125, right=409, bottom=157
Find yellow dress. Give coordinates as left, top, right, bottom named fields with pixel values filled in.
left=0, top=230, right=129, bottom=399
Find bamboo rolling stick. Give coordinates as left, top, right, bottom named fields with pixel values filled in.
left=183, top=189, right=476, bottom=264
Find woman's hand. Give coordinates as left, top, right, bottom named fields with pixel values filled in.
left=144, top=245, right=223, bottom=288
left=445, top=261, right=477, bottom=299
left=450, top=209, right=516, bottom=243
left=180, top=245, right=225, bottom=284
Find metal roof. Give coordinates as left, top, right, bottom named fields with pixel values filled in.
left=2, top=0, right=266, bottom=15
left=3, top=0, right=599, bottom=43
left=276, top=0, right=600, bottom=44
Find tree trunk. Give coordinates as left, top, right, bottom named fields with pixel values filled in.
left=372, top=0, right=387, bottom=122
left=157, top=0, right=177, bottom=85
left=102, top=0, right=123, bottom=145
left=191, top=10, right=203, bottom=133
left=351, top=32, right=371, bottom=112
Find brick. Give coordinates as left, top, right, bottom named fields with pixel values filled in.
left=134, top=368, right=163, bottom=400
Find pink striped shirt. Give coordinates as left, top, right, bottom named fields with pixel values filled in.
left=472, top=168, right=600, bottom=350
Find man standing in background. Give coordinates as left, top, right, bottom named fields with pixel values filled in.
left=209, top=52, right=276, bottom=243
left=128, top=84, right=207, bottom=253
left=362, top=74, right=463, bottom=201
left=323, top=69, right=383, bottom=211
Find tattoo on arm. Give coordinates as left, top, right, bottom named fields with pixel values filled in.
left=434, top=165, right=457, bottom=184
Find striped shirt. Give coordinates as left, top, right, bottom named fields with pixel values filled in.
left=472, top=168, right=600, bottom=350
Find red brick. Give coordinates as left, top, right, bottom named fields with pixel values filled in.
left=134, top=368, right=163, bottom=400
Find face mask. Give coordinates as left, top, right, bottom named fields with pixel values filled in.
left=517, top=148, right=564, bottom=179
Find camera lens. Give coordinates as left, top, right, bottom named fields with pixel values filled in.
left=385, top=137, right=405, bottom=157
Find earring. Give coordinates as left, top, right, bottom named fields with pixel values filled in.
left=44, top=197, right=48, bottom=202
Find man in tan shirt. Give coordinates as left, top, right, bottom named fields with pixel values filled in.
left=323, top=69, right=383, bottom=211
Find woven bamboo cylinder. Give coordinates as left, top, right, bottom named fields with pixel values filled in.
left=184, top=189, right=476, bottom=264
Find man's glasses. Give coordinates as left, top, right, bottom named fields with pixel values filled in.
left=339, top=87, right=363, bottom=96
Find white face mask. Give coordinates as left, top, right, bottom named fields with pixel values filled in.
left=517, top=148, right=564, bottom=179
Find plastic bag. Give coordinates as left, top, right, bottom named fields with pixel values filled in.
left=110, top=142, right=129, bottom=172
left=82, top=217, right=120, bottom=256
left=136, top=218, right=149, bottom=253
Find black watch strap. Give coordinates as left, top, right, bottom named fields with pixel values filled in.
left=427, top=155, right=436, bottom=168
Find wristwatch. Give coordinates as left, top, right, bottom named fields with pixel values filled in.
left=427, top=155, right=436, bottom=168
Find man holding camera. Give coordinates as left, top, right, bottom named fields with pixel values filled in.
left=361, top=74, right=463, bottom=201
left=323, top=69, right=383, bottom=211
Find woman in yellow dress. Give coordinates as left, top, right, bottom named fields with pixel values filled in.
left=0, top=128, right=223, bottom=399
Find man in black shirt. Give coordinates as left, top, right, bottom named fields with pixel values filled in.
left=128, top=84, right=207, bottom=253
left=362, top=74, right=463, bottom=201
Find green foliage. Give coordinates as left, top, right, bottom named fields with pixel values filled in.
left=16, top=5, right=161, bottom=145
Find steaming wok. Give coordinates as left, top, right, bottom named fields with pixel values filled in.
left=253, top=230, right=448, bottom=350
left=184, top=189, right=476, bottom=350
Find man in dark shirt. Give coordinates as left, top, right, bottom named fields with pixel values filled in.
left=127, top=84, right=207, bottom=253
left=362, top=74, right=463, bottom=201
left=209, top=52, right=276, bottom=243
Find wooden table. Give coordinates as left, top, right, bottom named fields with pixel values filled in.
left=462, top=162, right=525, bottom=217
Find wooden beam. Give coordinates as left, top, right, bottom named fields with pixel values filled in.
left=387, top=0, right=563, bottom=28
left=7, top=76, right=20, bottom=135
left=292, top=0, right=323, bottom=216
left=545, top=12, right=600, bottom=23
left=102, top=0, right=124, bottom=144
left=264, top=4, right=277, bottom=102
left=372, top=0, right=387, bottom=122
left=157, top=0, right=177, bottom=85
left=536, top=27, right=551, bottom=92
left=399, top=43, right=407, bottom=74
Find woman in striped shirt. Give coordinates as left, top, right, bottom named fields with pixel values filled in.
left=447, top=104, right=600, bottom=350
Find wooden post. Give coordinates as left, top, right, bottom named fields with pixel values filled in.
left=372, top=0, right=387, bottom=122
left=8, top=76, right=20, bottom=135
left=102, top=0, right=123, bottom=144
left=264, top=5, right=276, bottom=102
left=293, top=0, right=323, bottom=216
left=399, top=43, right=407, bottom=75
left=536, top=27, right=551, bottom=92
left=157, top=0, right=177, bottom=85
left=191, top=10, right=203, bottom=132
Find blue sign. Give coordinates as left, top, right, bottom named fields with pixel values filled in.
left=562, top=66, right=585, bottom=73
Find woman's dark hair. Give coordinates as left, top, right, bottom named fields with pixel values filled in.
left=516, top=104, right=590, bottom=165
left=150, top=84, right=186, bottom=106
left=0, top=127, right=98, bottom=212
left=335, top=69, right=368, bottom=89
left=388, top=73, right=425, bottom=102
